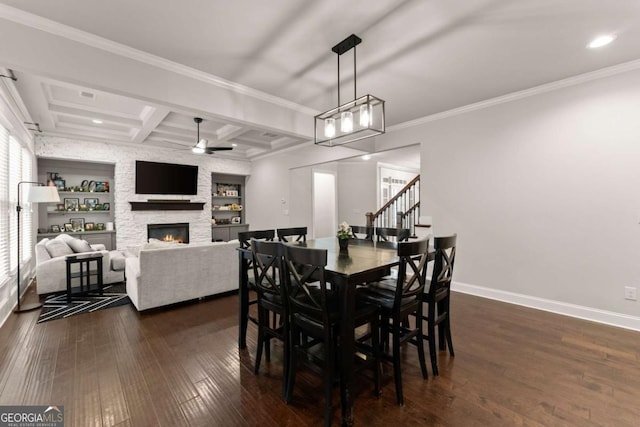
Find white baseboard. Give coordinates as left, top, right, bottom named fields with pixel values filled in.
left=452, top=281, right=640, bottom=332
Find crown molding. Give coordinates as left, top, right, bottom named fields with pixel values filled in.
left=389, top=58, right=640, bottom=132
left=0, top=4, right=319, bottom=117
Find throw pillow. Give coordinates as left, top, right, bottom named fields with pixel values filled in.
left=44, top=239, right=74, bottom=258
left=67, top=238, right=93, bottom=253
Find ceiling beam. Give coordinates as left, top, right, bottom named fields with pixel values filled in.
left=132, top=106, right=170, bottom=144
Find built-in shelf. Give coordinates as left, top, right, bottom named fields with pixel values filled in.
left=129, top=201, right=205, bottom=211
left=48, top=210, right=111, bottom=215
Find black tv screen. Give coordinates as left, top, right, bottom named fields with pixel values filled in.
left=135, top=161, right=198, bottom=195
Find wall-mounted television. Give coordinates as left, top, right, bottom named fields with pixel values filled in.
left=135, top=161, right=198, bottom=195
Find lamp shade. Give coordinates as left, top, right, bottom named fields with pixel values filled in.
left=26, top=186, right=60, bottom=203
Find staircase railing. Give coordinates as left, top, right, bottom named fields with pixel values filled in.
left=366, top=175, right=420, bottom=236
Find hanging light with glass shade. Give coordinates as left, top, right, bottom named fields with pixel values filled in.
left=314, top=34, right=385, bottom=147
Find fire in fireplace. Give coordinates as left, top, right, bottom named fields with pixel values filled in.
left=147, top=223, right=190, bottom=243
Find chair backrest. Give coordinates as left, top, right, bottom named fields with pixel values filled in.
left=283, top=244, right=330, bottom=324
left=238, top=229, right=275, bottom=248
left=277, top=227, right=307, bottom=243
left=376, top=227, right=410, bottom=243
left=350, top=225, right=373, bottom=241
left=251, top=239, right=286, bottom=301
left=393, top=239, right=430, bottom=310
left=427, top=234, right=457, bottom=300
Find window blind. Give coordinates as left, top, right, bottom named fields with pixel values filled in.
left=8, top=137, right=21, bottom=273
left=21, top=147, right=33, bottom=263
left=0, top=125, right=8, bottom=281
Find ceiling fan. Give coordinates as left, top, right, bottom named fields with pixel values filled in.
left=192, top=117, right=233, bottom=154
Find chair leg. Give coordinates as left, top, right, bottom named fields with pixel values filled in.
left=445, top=318, right=454, bottom=357
left=282, top=320, right=290, bottom=399
left=428, top=321, right=439, bottom=376
left=392, top=319, right=404, bottom=406
left=324, top=331, right=334, bottom=427
left=254, top=308, right=265, bottom=375
left=371, top=315, right=381, bottom=398
left=285, top=327, right=298, bottom=404
left=416, top=315, right=428, bottom=380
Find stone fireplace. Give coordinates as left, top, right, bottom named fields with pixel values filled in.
left=147, top=222, right=190, bottom=243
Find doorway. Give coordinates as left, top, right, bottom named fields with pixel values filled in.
left=312, top=171, right=337, bottom=239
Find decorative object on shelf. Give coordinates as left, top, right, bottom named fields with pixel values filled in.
left=337, top=221, right=351, bottom=252
left=88, top=180, right=97, bottom=192
left=15, top=182, right=60, bottom=313
left=84, top=197, right=99, bottom=209
left=192, top=117, right=234, bottom=154
left=103, top=203, right=110, bottom=211
left=50, top=225, right=61, bottom=233
left=56, top=203, right=64, bottom=211
left=64, top=197, right=79, bottom=211
left=64, top=223, right=73, bottom=232
left=85, top=222, right=95, bottom=231
left=70, top=218, right=85, bottom=232
left=95, top=181, right=109, bottom=192
left=96, top=223, right=105, bottom=230
left=80, top=180, right=89, bottom=191
left=225, top=190, right=238, bottom=196
left=53, top=178, right=65, bottom=190
left=314, top=34, right=385, bottom=147
left=231, top=216, right=241, bottom=224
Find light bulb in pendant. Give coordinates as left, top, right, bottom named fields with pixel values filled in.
left=324, top=118, right=336, bottom=138
left=341, top=111, right=353, bottom=132
left=359, top=104, right=371, bottom=127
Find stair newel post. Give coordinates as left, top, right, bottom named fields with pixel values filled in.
left=366, top=212, right=374, bottom=228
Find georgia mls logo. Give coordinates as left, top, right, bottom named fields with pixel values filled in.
left=0, top=405, right=64, bottom=426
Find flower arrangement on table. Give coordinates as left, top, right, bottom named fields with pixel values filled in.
left=337, top=222, right=352, bottom=240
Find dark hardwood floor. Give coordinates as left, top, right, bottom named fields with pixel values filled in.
left=1, top=284, right=639, bottom=426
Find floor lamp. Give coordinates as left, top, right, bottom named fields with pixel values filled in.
left=15, top=182, right=60, bottom=313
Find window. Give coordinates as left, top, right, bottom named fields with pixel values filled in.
left=0, top=124, right=34, bottom=283
left=0, top=125, right=8, bottom=281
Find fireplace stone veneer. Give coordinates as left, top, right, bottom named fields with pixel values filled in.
left=147, top=222, right=190, bottom=243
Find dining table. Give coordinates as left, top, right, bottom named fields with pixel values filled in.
left=237, top=236, right=400, bottom=426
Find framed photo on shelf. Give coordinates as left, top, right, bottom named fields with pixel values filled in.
left=85, top=222, right=95, bottom=231
left=70, top=218, right=85, bottom=231
left=56, top=203, right=64, bottom=211
left=53, top=178, right=65, bottom=190
left=95, top=181, right=109, bottom=192
left=225, top=190, right=238, bottom=197
left=231, top=216, right=241, bottom=224
left=64, top=198, right=79, bottom=211
left=102, top=203, right=110, bottom=211
left=50, top=225, right=61, bottom=233
left=64, top=223, right=73, bottom=232
left=84, top=198, right=99, bottom=209
left=96, top=223, right=105, bottom=231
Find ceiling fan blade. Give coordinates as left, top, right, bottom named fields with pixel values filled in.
left=204, top=147, right=234, bottom=154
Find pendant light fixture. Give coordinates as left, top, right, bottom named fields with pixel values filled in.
left=314, top=34, right=385, bottom=147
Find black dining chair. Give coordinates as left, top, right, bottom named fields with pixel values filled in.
left=277, top=226, right=307, bottom=243
left=283, top=244, right=381, bottom=426
left=375, top=227, right=410, bottom=243
left=414, top=234, right=457, bottom=376
left=238, top=229, right=275, bottom=329
left=350, top=225, right=374, bottom=242
left=357, top=239, right=429, bottom=405
left=251, top=239, right=289, bottom=397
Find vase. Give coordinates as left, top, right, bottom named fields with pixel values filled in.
left=338, top=238, right=349, bottom=252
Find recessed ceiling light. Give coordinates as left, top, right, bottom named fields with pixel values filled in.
left=362, top=154, right=371, bottom=160
left=231, top=143, right=238, bottom=147
left=92, top=119, right=103, bottom=124
left=588, top=34, right=616, bottom=49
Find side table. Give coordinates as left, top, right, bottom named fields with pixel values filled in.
left=65, top=253, right=104, bottom=303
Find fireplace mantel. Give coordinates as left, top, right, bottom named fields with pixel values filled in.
left=129, top=201, right=205, bottom=211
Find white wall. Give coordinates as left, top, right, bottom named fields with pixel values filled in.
left=388, top=67, right=640, bottom=323
left=337, top=162, right=378, bottom=226
left=35, top=136, right=250, bottom=249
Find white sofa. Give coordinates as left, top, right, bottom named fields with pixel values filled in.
left=35, top=234, right=126, bottom=295
left=125, top=240, right=239, bottom=311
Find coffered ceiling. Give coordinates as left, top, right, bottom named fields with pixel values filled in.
left=1, top=0, right=640, bottom=160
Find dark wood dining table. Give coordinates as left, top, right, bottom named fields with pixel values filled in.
left=237, top=236, right=400, bottom=426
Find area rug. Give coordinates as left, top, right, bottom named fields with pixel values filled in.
left=37, top=283, right=130, bottom=323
